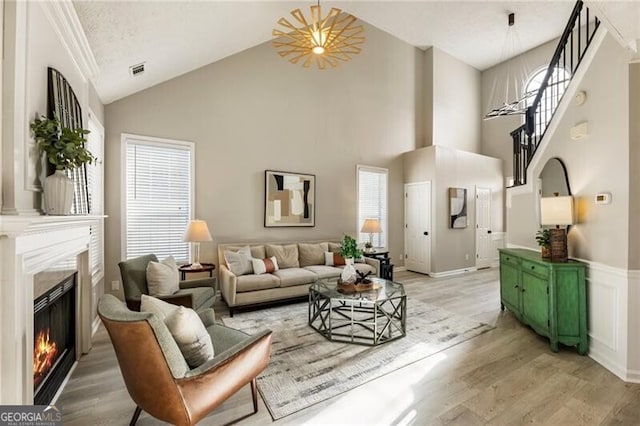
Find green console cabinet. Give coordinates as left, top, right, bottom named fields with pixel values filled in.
left=498, top=248, right=587, bottom=355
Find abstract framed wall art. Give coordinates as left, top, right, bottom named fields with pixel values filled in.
left=449, top=187, right=467, bottom=229
left=265, top=170, right=315, bottom=227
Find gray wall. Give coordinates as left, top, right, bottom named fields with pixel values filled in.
left=506, top=34, right=631, bottom=269
left=104, top=22, right=423, bottom=293
left=629, top=63, right=640, bottom=270
left=422, top=47, right=481, bottom=153
left=404, top=145, right=503, bottom=273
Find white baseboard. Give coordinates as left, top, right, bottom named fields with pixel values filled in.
left=394, top=266, right=407, bottom=272
left=429, top=267, right=477, bottom=278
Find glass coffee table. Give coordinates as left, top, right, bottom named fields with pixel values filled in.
left=308, top=277, right=406, bottom=346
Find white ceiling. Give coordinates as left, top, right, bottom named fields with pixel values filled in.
left=74, top=1, right=578, bottom=104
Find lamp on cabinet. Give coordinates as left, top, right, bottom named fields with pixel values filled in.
left=540, top=194, right=574, bottom=262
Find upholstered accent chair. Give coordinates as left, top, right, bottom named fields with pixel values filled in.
left=119, top=254, right=216, bottom=311
left=98, top=294, right=272, bottom=425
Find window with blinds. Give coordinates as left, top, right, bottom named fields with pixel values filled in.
left=123, top=135, right=193, bottom=262
left=357, top=165, right=388, bottom=248
left=86, top=115, right=104, bottom=278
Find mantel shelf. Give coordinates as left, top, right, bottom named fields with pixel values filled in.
left=0, top=214, right=107, bottom=236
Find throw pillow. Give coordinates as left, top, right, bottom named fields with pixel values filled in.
left=140, top=294, right=178, bottom=322
left=265, top=244, right=299, bottom=269
left=165, top=306, right=215, bottom=368
left=324, top=252, right=346, bottom=266
left=146, top=256, right=179, bottom=296
left=298, top=242, right=329, bottom=267
left=251, top=257, right=279, bottom=275
left=224, top=246, right=253, bottom=275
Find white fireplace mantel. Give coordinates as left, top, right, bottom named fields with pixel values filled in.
left=0, top=214, right=103, bottom=404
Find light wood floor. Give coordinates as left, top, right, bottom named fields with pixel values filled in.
left=57, top=268, right=640, bottom=425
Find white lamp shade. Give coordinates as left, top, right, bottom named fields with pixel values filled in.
left=360, top=218, right=382, bottom=234
left=540, top=196, right=574, bottom=226
left=183, top=220, right=213, bottom=242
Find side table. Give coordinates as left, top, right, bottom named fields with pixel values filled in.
left=363, top=250, right=394, bottom=281
left=179, top=263, right=216, bottom=281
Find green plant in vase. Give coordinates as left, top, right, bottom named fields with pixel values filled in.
left=536, top=228, right=552, bottom=259
left=30, top=115, right=96, bottom=215
left=339, top=234, right=363, bottom=263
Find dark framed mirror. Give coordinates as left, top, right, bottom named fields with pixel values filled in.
left=539, top=157, right=571, bottom=197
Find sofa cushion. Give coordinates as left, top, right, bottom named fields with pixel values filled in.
left=273, top=268, right=317, bottom=287
left=266, top=244, right=300, bottom=269
left=328, top=242, right=341, bottom=253
left=224, top=246, right=253, bottom=276
left=303, top=265, right=343, bottom=280
left=251, top=257, right=279, bottom=275
left=298, top=242, right=329, bottom=267
left=338, top=263, right=377, bottom=276
left=146, top=256, right=179, bottom=296
left=236, top=274, right=280, bottom=293
left=165, top=306, right=214, bottom=368
left=226, top=245, right=266, bottom=260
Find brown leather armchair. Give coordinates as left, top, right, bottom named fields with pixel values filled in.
left=98, top=294, right=272, bottom=425
left=118, top=254, right=216, bottom=311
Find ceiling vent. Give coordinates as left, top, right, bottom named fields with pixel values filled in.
left=129, top=62, right=145, bottom=77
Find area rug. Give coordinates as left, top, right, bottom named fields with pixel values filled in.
left=222, top=299, right=493, bottom=420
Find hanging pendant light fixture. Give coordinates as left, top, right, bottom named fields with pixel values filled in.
left=272, top=1, right=365, bottom=69
left=484, top=12, right=533, bottom=119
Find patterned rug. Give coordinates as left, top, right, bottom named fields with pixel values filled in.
left=222, top=299, right=493, bottom=420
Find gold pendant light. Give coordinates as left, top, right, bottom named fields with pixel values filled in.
left=272, top=2, right=365, bottom=70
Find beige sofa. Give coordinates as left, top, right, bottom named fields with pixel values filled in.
left=218, top=240, right=380, bottom=316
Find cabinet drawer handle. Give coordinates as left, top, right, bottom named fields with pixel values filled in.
left=531, top=266, right=535, bottom=270
left=514, top=284, right=519, bottom=288
left=506, top=257, right=510, bottom=261
left=522, top=288, right=526, bottom=292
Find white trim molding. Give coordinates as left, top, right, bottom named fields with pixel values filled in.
left=39, top=0, right=99, bottom=81
left=429, top=267, right=478, bottom=278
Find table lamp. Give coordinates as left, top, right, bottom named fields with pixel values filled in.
left=183, top=219, right=213, bottom=269
left=360, top=218, right=382, bottom=252
left=540, top=194, right=574, bottom=262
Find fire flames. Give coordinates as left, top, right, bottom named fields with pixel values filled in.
left=33, top=329, right=58, bottom=386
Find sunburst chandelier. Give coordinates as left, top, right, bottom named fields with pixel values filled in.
left=272, top=2, right=365, bottom=69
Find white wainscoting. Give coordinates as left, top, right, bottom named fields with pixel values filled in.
left=584, top=260, right=629, bottom=381
left=490, top=232, right=505, bottom=267
left=627, top=270, right=640, bottom=382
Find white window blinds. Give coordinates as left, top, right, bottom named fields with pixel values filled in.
left=124, top=136, right=193, bottom=262
left=86, top=115, right=104, bottom=277
left=357, top=166, right=388, bottom=248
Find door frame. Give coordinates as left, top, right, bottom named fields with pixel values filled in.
left=404, top=181, right=432, bottom=275
left=475, top=186, right=492, bottom=269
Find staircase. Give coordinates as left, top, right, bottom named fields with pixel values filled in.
left=510, top=0, right=600, bottom=187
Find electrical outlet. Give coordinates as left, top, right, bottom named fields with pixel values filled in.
left=111, top=280, right=120, bottom=291
left=465, top=254, right=469, bottom=261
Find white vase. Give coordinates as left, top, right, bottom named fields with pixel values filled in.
left=44, top=170, right=73, bottom=215
left=345, top=258, right=355, bottom=266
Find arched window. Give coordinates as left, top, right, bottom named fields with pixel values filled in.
left=524, top=67, right=571, bottom=134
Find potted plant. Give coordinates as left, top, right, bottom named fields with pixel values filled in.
left=536, top=228, right=551, bottom=259
left=30, top=115, right=96, bottom=215
left=339, top=234, right=363, bottom=265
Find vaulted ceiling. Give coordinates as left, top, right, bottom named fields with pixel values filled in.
left=74, top=1, right=580, bottom=104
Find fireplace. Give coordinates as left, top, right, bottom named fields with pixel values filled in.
left=33, top=272, right=77, bottom=405
left=0, top=215, right=99, bottom=404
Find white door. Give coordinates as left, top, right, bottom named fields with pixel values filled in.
left=475, top=187, right=492, bottom=269
left=405, top=182, right=431, bottom=274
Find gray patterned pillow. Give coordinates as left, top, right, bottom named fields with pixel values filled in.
left=224, top=246, right=253, bottom=275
